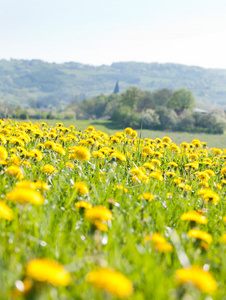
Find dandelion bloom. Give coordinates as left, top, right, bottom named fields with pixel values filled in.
left=6, top=187, right=43, bottom=205
left=202, top=191, right=220, bottom=204
left=162, top=136, right=171, bottom=143
left=26, top=258, right=70, bottom=286
left=180, top=211, right=207, bottom=224
left=143, top=162, right=155, bottom=170
left=151, top=233, right=173, bottom=252
left=165, top=171, right=177, bottom=178
left=72, top=146, right=91, bottom=161
left=75, top=201, right=92, bottom=210
left=65, top=162, right=74, bottom=169
left=0, top=201, right=13, bottom=220
left=138, top=193, right=155, bottom=201
left=149, top=171, right=163, bottom=181
left=5, top=165, right=23, bottom=179
left=85, top=206, right=113, bottom=222
left=130, top=130, right=137, bottom=139
left=168, top=161, right=178, bottom=168
left=0, top=145, right=8, bottom=161
left=125, top=127, right=133, bottom=135
left=41, top=164, right=58, bottom=174
left=110, top=152, right=126, bottom=162
left=154, top=242, right=173, bottom=252
left=16, top=180, right=37, bottom=190
left=87, top=268, right=133, bottom=298
left=176, top=266, right=217, bottom=293
left=92, top=151, right=105, bottom=159
left=188, top=229, right=212, bottom=244
left=29, top=149, right=43, bottom=161
left=73, top=182, right=89, bottom=195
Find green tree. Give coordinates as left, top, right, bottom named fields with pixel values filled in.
left=137, top=91, right=155, bottom=110
left=168, top=88, right=195, bottom=115
left=152, top=88, right=172, bottom=107
left=155, top=107, right=178, bottom=130
left=121, top=87, right=140, bottom=110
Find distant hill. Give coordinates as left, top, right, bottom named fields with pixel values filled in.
left=1, top=59, right=226, bottom=107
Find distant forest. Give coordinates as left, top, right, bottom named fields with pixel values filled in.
left=67, top=87, right=225, bottom=134
left=1, top=59, right=226, bottom=108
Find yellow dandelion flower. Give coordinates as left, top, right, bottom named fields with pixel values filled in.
left=16, top=180, right=37, bottom=189
left=0, top=134, right=7, bottom=144
left=151, top=233, right=166, bottom=244
left=92, top=220, right=108, bottom=231
left=29, top=149, right=43, bottom=161
left=188, top=229, right=212, bottom=244
left=149, top=171, right=163, bottom=181
left=168, top=161, right=178, bottom=168
left=176, top=266, right=217, bottom=293
left=125, top=127, right=133, bottom=135
left=110, top=152, right=126, bottom=162
left=73, top=182, right=89, bottom=195
left=75, top=201, right=92, bottom=210
left=180, top=142, right=189, bottom=149
left=26, top=258, right=70, bottom=286
left=198, top=188, right=213, bottom=195
left=185, top=161, right=199, bottom=170
left=65, top=162, right=74, bottom=169
left=34, top=181, right=49, bottom=191
left=213, top=148, right=222, bottom=155
left=5, top=165, right=23, bottom=179
left=198, top=181, right=209, bottom=188
left=204, top=169, right=215, bottom=177
left=130, top=130, right=137, bottom=139
left=130, top=167, right=145, bottom=177
left=214, top=183, right=222, bottom=190
left=151, top=233, right=173, bottom=252
left=41, top=164, right=58, bottom=174
left=162, top=136, right=171, bottom=143
left=0, top=146, right=8, bottom=161
left=92, top=151, right=105, bottom=159
left=203, top=191, right=220, bottom=204
left=87, top=268, right=133, bottom=298
left=138, top=193, right=155, bottom=201
left=142, top=146, right=153, bottom=156
left=143, top=162, right=155, bottom=170
left=165, top=171, right=177, bottom=178
left=6, top=187, right=43, bottom=205
left=0, top=201, right=13, bottom=220
left=197, top=172, right=210, bottom=181
left=154, top=242, right=173, bottom=252
left=180, top=211, right=207, bottom=224
left=72, top=146, right=91, bottom=161
left=151, top=159, right=161, bottom=166
left=85, top=206, right=112, bottom=221
left=10, top=154, right=20, bottom=165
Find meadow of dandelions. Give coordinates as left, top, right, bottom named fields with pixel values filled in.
left=1, top=119, right=226, bottom=299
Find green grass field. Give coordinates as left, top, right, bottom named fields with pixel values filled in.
left=25, top=119, right=226, bottom=149
left=1, top=119, right=226, bottom=299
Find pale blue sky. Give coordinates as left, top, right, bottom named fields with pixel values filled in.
left=1, top=0, right=226, bottom=68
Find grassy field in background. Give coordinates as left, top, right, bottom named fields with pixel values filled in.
left=21, top=119, right=226, bottom=149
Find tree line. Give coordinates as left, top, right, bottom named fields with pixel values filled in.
left=68, top=87, right=225, bottom=134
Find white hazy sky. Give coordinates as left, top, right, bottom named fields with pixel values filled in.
left=1, top=0, right=226, bottom=68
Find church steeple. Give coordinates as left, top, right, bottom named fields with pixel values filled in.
left=113, top=80, right=119, bottom=94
